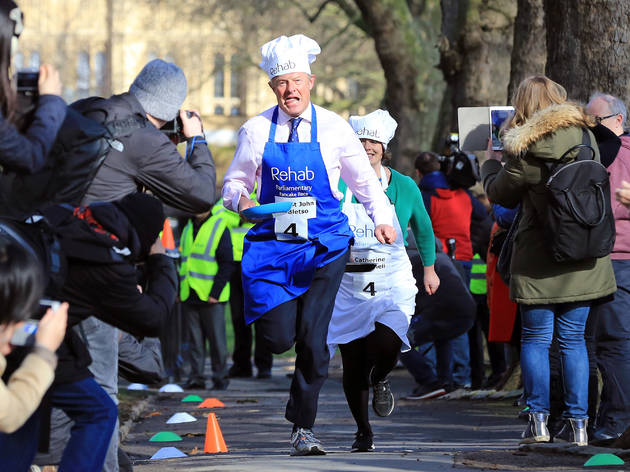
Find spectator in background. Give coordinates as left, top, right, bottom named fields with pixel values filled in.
left=585, top=92, right=630, bottom=440
left=179, top=209, right=234, bottom=391
left=483, top=75, right=616, bottom=446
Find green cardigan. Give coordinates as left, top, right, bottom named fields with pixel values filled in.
left=339, top=167, right=436, bottom=266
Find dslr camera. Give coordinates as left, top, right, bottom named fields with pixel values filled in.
left=437, top=133, right=481, bottom=189
left=161, top=110, right=194, bottom=144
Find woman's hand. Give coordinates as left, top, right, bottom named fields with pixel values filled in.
left=38, top=64, right=62, bottom=96
left=616, top=180, right=630, bottom=208
left=375, top=224, right=396, bottom=244
left=485, top=138, right=503, bottom=162
left=35, top=302, right=68, bottom=352
left=423, top=265, right=440, bottom=295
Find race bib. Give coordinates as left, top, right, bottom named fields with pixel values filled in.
left=351, top=252, right=388, bottom=299
left=274, top=196, right=317, bottom=240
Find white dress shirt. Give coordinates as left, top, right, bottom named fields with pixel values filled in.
left=222, top=103, right=393, bottom=227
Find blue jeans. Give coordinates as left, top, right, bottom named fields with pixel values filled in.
left=400, top=340, right=453, bottom=386
left=0, top=377, right=117, bottom=472
left=520, top=303, right=590, bottom=418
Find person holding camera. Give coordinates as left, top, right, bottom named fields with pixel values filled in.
left=482, top=76, right=616, bottom=445
left=327, top=109, right=439, bottom=452
left=0, top=1, right=66, bottom=174
left=0, top=238, right=68, bottom=470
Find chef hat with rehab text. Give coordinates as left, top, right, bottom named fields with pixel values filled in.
left=349, top=110, right=398, bottom=149
left=260, top=34, right=321, bottom=79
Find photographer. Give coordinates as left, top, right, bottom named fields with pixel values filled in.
left=0, top=1, right=66, bottom=174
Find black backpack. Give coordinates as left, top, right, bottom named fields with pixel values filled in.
left=0, top=97, right=146, bottom=219
left=543, top=129, right=615, bottom=262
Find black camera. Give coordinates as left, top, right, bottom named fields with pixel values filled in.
left=14, top=70, right=39, bottom=131
left=437, top=133, right=480, bottom=189
left=161, top=110, right=194, bottom=144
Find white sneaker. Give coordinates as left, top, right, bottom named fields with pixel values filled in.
left=290, top=427, right=326, bottom=456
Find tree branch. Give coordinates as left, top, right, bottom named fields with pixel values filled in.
left=294, top=0, right=335, bottom=23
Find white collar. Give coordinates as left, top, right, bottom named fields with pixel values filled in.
left=277, top=103, right=313, bottom=126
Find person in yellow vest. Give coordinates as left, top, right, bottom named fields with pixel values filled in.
left=212, top=200, right=274, bottom=379
left=179, top=209, right=235, bottom=390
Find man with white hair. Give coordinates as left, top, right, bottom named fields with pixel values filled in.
left=586, top=92, right=630, bottom=440
left=222, top=35, right=395, bottom=456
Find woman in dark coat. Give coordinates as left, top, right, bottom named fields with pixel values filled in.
left=482, top=76, right=616, bottom=446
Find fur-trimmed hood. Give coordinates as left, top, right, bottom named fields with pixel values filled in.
left=503, top=103, right=593, bottom=155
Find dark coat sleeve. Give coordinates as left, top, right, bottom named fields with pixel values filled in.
left=209, top=228, right=236, bottom=300
left=0, top=95, right=67, bottom=173
left=63, top=254, right=177, bottom=337
left=133, top=130, right=217, bottom=213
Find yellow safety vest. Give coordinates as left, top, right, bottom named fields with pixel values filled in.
left=179, top=215, right=230, bottom=302
left=469, top=253, right=487, bottom=295
left=211, top=200, right=253, bottom=263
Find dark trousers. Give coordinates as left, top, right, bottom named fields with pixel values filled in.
left=230, top=265, right=272, bottom=373
left=183, top=301, right=229, bottom=384
left=400, top=339, right=454, bottom=387
left=0, top=377, right=117, bottom=472
left=256, top=249, right=348, bottom=429
left=588, top=259, right=630, bottom=435
left=469, top=294, right=507, bottom=389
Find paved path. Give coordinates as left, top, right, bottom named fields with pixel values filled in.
left=120, top=359, right=591, bottom=471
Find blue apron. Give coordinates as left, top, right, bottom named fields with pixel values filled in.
left=241, top=104, right=353, bottom=323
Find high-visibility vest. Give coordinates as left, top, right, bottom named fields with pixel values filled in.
left=211, top=200, right=253, bottom=263
left=469, top=253, right=487, bottom=295
left=179, top=215, right=230, bottom=302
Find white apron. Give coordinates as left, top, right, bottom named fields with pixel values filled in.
left=328, top=168, right=418, bottom=357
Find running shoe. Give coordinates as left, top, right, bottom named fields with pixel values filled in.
left=372, top=378, right=395, bottom=417
left=290, top=427, right=326, bottom=456
left=402, top=382, right=447, bottom=400
left=351, top=430, right=375, bottom=452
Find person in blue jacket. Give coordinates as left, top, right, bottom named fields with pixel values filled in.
left=0, top=1, right=66, bottom=174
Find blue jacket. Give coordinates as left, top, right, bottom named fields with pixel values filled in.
left=0, top=94, right=66, bottom=173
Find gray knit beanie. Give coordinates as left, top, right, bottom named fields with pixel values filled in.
left=129, top=59, right=187, bottom=122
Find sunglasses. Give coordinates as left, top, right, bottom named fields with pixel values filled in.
left=595, top=113, right=619, bottom=124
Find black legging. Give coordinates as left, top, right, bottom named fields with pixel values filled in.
left=338, top=322, right=402, bottom=434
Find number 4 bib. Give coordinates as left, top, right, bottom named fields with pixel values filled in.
left=274, top=196, right=317, bottom=240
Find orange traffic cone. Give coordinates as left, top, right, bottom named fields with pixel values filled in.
left=197, top=398, right=225, bottom=408
left=204, top=412, right=228, bottom=453
left=161, top=219, right=175, bottom=250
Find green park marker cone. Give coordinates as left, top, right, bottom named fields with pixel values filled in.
left=584, top=453, right=624, bottom=467
left=149, top=431, right=183, bottom=442
left=181, top=394, right=203, bottom=402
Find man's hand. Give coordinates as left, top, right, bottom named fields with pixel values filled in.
left=181, top=109, right=203, bottom=138
left=207, top=296, right=219, bottom=305
left=616, top=180, right=630, bottom=208
left=35, top=302, right=69, bottom=352
left=374, top=224, right=396, bottom=244
left=149, top=237, right=166, bottom=255
left=423, top=265, right=440, bottom=295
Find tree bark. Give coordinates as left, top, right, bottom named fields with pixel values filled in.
left=507, top=0, right=546, bottom=100
left=434, top=0, right=517, bottom=150
left=544, top=0, right=630, bottom=104
left=351, top=0, right=426, bottom=174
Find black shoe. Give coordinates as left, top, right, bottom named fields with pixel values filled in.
left=554, top=418, right=588, bottom=446
left=211, top=379, right=230, bottom=390
left=402, top=382, right=446, bottom=400
left=520, top=412, right=550, bottom=444
left=228, top=365, right=253, bottom=378
left=351, top=430, right=375, bottom=452
left=183, top=379, right=206, bottom=389
left=370, top=368, right=394, bottom=417
left=257, top=369, right=272, bottom=379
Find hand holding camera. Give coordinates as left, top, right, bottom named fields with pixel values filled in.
left=35, top=301, right=68, bottom=352
left=180, top=109, right=202, bottom=138
left=38, top=64, right=62, bottom=96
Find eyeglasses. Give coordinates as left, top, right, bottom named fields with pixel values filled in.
left=595, top=113, right=619, bottom=124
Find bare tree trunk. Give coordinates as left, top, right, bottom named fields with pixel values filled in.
left=352, top=0, right=425, bottom=174
left=104, top=0, right=114, bottom=96
left=507, top=0, right=546, bottom=100
left=544, top=0, right=630, bottom=104
left=435, top=0, right=517, bottom=150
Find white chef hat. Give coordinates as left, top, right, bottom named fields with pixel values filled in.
left=260, top=34, right=321, bottom=79
left=349, top=109, right=398, bottom=149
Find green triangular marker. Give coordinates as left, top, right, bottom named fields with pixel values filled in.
left=584, top=453, right=625, bottom=467
left=149, top=431, right=183, bottom=442
left=181, top=394, right=203, bottom=402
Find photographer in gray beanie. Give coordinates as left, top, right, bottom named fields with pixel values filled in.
left=37, top=58, right=216, bottom=472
